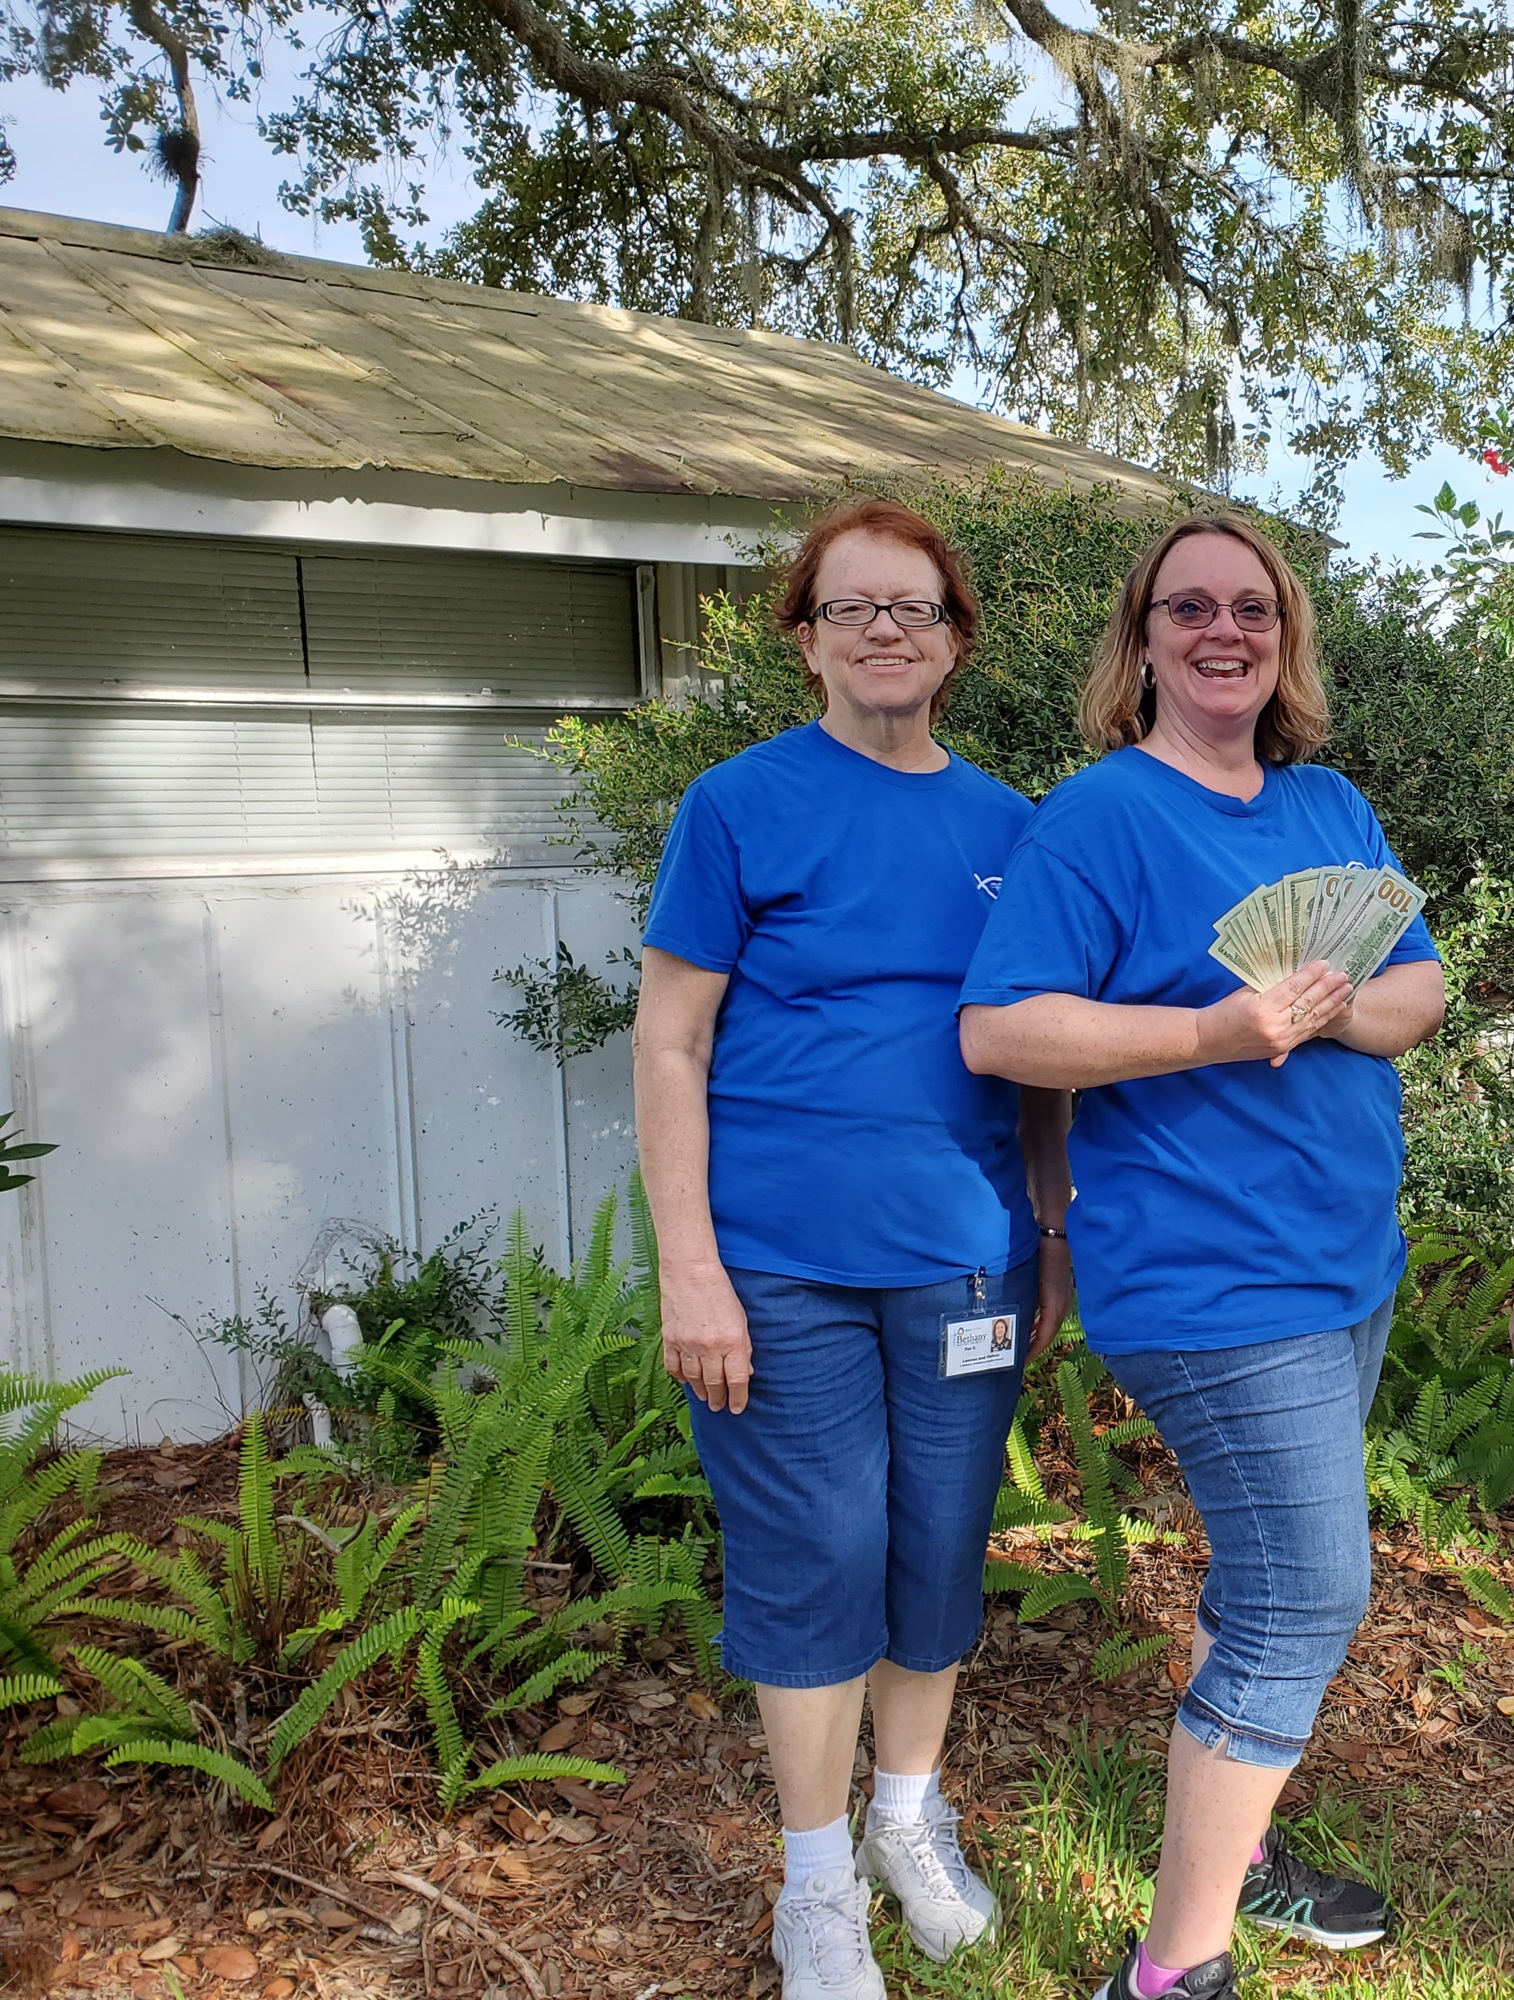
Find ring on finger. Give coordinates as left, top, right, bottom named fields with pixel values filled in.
left=1289, top=998, right=1312, bottom=1024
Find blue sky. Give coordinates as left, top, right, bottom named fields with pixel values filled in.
left=4, top=68, right=1500, bottom=568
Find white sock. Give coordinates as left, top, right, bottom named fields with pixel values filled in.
left=870, top=1766, right=942, bottom=1825
left=781, top=1813, right=854, bottom=1889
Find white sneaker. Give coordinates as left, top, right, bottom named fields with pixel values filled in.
left=857, top=1796, right=998, bottom=1962
left=771, top=1865, right=887, bottom=1999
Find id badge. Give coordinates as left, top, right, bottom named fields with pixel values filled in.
left=939, top=1310, right=1018, bottom=1379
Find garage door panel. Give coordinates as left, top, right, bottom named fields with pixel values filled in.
left=8, top=896, right=242, bottom=1438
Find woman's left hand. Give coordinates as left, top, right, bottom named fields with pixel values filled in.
left=1029, top=1234, right=1074, bottom=1360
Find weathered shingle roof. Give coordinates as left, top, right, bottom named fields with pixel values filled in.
left=0, top=207, right=1175, bottom=507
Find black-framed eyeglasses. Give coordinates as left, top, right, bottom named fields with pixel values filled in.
left=1149, top=591, right=1282, bottom=632
left=811, top=598, right=950, bottom=628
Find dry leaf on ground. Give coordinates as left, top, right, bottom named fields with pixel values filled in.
left=201, top=1946, right=261, bottom=1982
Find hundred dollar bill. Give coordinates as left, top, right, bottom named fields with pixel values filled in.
left=1306, top=864, right=1369, bottom=964
left=1300, top=864, right=1360, bottom=962
left=1324, top=867, right=1428, bottom=989
left=1211, top=860, right=1426, bottom=996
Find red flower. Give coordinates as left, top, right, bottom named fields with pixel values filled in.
left=1482, top=447, right=1510, bottom=475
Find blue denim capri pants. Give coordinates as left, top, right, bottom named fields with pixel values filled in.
left=686, top=1254, right=1039, bottom=1687
left=1104, top=1296, right=1394, bottom=1769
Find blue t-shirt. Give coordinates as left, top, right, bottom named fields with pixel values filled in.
left=959, top=748, right=1440, bottom=1353
left=642, top=720, right=1039, bottom=1285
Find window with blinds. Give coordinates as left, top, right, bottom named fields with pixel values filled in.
left=0, top=526, right=641, bottom=865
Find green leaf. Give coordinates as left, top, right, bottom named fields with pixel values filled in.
left=69, top=1598, right=219, bottom=1650
left=71, top=1644, right=195, bottom=1738
left=416, top=1597, right=479, bottom=1780
left=487, top=1648, right=611, bottom=1714
left=20, top=1717, right=79, bottom=1763
left=982, top=1558, right=1046, bottom=1595
left=238, top=1412, right=283, bottom=1607
left=0, top=1610, right=58, bottom=1677
left=266, top=1607, right=421, bottom=1778
left=630, top=1474, right=711, bottom=1501
left=460, top=1753, right=625, bottom=1796
left=1004, top=1416, right=1047, bottom=1501
left=1017, top=1574, right=1099, bottom=1621
left=0, top=1672, right=63, bottom=1709
left=105, top=1738, right=275, bottom=1811
left=1459, top=1566, right=1514, bottom=1623
left=1091, top=1631, right=1168, bottom=1683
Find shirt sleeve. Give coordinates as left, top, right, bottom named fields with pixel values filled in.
left=1338, top=775, right=1441, bottom=967
left=642, top=777, right=752, bottom=973
left=959, top=835, right=1127, bottom=1006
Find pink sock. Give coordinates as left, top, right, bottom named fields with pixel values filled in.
left=1251, top=1840, right=1267, bottom=1864
left=1134, top=1941, right=1188, bottom=1997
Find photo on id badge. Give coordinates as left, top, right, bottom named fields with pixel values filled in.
left=940, top=1301, right=1018, bottom=1379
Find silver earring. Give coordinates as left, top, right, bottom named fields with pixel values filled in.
left=1142, top=662, right=1155, bottom=690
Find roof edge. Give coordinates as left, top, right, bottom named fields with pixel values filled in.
left=0, top=205, right=865, bottom=357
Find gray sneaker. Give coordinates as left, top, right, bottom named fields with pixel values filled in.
left=857, top=1796, right=998, bottom=1962
left=771, top=1865, right=886, bottom=2000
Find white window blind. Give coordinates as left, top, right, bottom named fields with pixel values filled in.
left=300, top=551, right=638, bottom=699
left=0, top=526, right=305, bottom=686
left=0, top=526, right=640, bottom=865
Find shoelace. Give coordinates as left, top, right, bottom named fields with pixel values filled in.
left=884, top=1800, right=975, bottom=1899
left=1257, top=1828, right=1337, bottom=1907
left=787, top=1877, right=872, bottom=1982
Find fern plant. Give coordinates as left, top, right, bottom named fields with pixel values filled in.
left=30, top=1182, right=719, bottom=1814
left=1367, top=1240, right=1514, bottom=1529
left=260, top=1594, right=626, bottom=1808
left=1377, top=1238, right=1514, bottom=1408
left=984, top=1345, right=1169, bottom=1682
left=19, top=1643, right=275, bottom=1809
left=62, top=1184, right=705, bottom=1811
left=81, top=1410, right=304, bottom=1666
left=389, top=1180, right=719, bottom=1676
left=277, top=1500, right=426, bottom=1665
left=0, top=1366, right=132, bottom=1672
left=1460, top=1565, right=1514, bottom=1622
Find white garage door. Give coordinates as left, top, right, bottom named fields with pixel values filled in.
left=0, top=527, right=645, bottom=1435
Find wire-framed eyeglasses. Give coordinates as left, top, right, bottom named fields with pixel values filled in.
left=1149, top=591, right=1282, bottom=632
left=812, top=598, right=950, bottom=628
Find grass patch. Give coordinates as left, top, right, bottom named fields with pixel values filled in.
left=868, top=1731, right=1514, bottom=1998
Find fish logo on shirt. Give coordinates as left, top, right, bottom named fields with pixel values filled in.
left=974, top=873, right=1002, bottom=900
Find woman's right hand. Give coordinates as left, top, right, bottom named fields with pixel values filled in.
left=661, top=1262, right=753, bottom=1414
left=1197, top=961, right=1355, bottom=1069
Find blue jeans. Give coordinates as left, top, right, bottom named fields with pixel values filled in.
left=687, top=1257, right=1037, bottom=1687
left=1104, top=1299, right=1394, bottom=1768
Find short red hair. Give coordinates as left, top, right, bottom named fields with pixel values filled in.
left=772, top=498, right=980, bottom=721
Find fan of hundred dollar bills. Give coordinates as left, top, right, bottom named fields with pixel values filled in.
left=1209, top=864, right=1427, bottom=994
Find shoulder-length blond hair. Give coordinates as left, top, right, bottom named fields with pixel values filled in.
left=1079, top=514, right=1329, bottom=764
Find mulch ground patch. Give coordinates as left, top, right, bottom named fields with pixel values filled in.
left=4, top=1430, right=1512, bottom=1999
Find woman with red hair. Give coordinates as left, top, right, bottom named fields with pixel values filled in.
left=634, top=498, right=1073, bottom=1999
